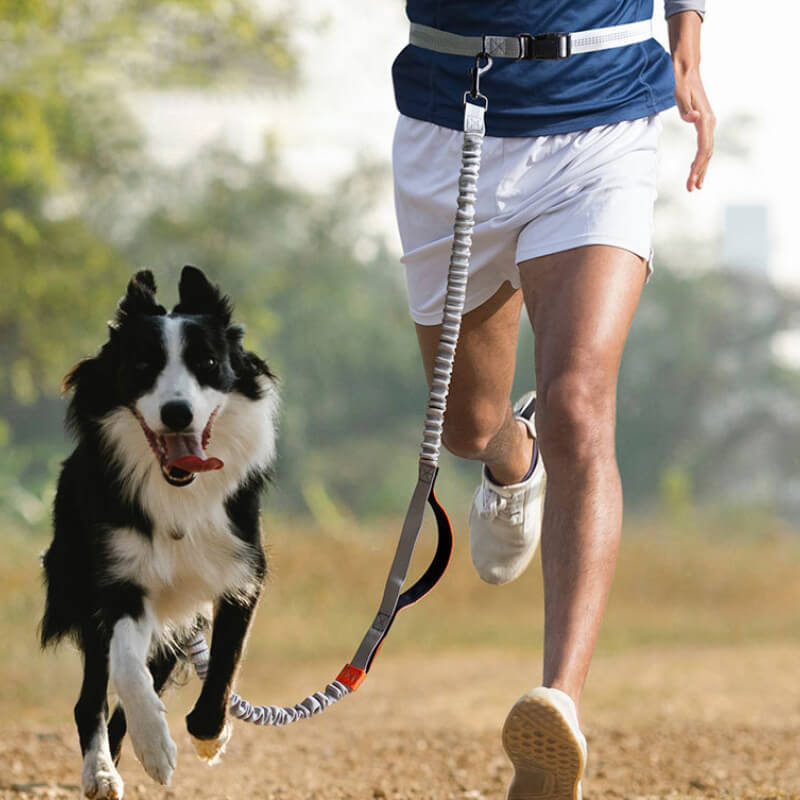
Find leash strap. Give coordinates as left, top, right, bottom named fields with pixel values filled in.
left=341, top=465, right=452, bottom=683
left=320, top=85, right=490, bottom=691
left=409, top=19, right=653, bottom=60
left=328, top=88, right=488, bottom=693
left=186, top=57, right=489, bottom=727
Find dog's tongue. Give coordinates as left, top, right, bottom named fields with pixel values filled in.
left=164, top=434, right=224, bottom=473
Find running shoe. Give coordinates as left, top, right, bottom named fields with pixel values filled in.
left=503, top=686, right=587, bottom=800
left=468, top=391, right=545, bottom=585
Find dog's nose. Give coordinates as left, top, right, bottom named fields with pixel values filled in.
left=161, top=401, right=193, bottom=431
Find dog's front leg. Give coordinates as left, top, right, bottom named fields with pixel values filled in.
left=186, top=594, right=259, bottom=763
left=107, top=646, right=179, bottom=766
left=109, top=615, right=177, bottom=785
left=76, top=628, right=123, bottom=800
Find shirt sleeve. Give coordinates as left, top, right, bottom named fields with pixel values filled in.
left=664, top=0, right=706, bottom=20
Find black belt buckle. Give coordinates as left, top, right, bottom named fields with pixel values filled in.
left=518, top=32, right=572, bottom=60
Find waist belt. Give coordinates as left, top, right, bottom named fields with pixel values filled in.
left=409, top=19, right=653, bottom=60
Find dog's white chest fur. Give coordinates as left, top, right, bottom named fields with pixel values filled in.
left=107, top=517, right=258, bottom=628
left=98, top=376, right=277, bottom=630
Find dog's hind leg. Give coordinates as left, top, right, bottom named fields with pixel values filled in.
left=109, top=615, right=177, bottom=786
left=185, top=594, right=261, bottom=763
left=108, top=647, right=178, bottom=766
left=76, top=629, right=124, bottom=800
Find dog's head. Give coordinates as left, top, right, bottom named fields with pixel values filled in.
left=66, top=266, right=275, bottom=488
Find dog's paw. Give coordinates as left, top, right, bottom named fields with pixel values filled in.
left=125, top=699, right=177, bottom=785
left=190, top=719, right=232, bottom=765
left=82, top=755, right=124, bottom=800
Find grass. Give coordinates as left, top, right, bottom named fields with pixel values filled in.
left=4, top=508, right=800, bottom=724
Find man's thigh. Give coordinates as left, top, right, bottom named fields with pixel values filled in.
left=520, top=245, right=646, bottom=422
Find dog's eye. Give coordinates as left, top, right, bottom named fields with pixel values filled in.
left=204, top=357, right=217, bottom=369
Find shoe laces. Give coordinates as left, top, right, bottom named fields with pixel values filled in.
left=480, top=484, right=523, bottom=525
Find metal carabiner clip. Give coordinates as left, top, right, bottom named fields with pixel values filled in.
left=464, top=51, right=493, bottom=109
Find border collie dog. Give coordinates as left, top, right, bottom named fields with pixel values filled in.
left=40, top=267, right=278, bottom=799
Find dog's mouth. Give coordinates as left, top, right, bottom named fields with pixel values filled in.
left=133, top=408, right=224, bottom=487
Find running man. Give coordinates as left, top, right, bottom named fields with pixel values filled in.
left=391, top=2, right=713, bottom=798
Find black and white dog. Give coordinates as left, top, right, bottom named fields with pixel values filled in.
left=40, top=267, right=278, bottom=799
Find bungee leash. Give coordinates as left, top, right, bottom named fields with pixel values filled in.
left=184, top=56, right=491, bottom=727
left=186, top=16, right=652, bottom=726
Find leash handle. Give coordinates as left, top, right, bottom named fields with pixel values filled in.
left=347, top=470, right=452, bottom=675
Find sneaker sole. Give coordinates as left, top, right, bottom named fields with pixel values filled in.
left=502, top=693, right=585, bottom=800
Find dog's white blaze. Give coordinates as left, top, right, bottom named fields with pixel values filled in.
left=99, top=374, right=278, bottom=630
left=135, top=317, right=228, bottom=436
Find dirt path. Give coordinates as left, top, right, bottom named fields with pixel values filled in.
left=3, top=645, right=800, bottom=799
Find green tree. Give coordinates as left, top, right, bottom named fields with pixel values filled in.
left=0, top=1, right=294, bottom=514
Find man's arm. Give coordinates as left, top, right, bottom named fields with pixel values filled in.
left=667, top=9, right=715, bottom=191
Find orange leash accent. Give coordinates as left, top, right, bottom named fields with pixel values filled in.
left=336, top=665, right=367, bottom=691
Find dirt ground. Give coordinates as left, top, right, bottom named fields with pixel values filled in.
left=3, top=643, right=800, bottom=800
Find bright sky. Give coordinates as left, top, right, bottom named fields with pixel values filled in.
left=131, top=0, right=799, bottom=286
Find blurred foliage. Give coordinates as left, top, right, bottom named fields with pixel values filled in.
left=0, top=0, right=294, bottom=402
left=1, top=5, right=800, bottom=527
left=618, top=268, right=800, bottom=521
left=0, top=0, right=293, bottom=90
left=0, top=0, right=296, bottom=516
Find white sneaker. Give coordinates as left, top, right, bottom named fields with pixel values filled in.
left=468, top=392, right=545, bottom=585
left=502, top=687, right=587, bottom=800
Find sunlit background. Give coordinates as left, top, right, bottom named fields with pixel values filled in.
left=3, top=3, right=800, bottom=797
left=3, top=0, right=800, bottom=527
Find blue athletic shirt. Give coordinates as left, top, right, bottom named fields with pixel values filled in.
left=393, top=1, right=690, bottom=137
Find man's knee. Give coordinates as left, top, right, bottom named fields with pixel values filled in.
left=536, top=372, right=615, bottom=468
left=442, top=401, right=508, bottom=461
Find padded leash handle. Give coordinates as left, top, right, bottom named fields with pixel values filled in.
left=187, top=63, right=489, bottom=726
left=342, top=467, right=453, bottom=683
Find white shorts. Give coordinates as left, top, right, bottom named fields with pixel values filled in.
left=393, top=113, right=661, bottom=325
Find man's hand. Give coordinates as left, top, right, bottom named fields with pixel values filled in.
left=675, top=66, right=714, bottom=191
left=668, top=11, right=715, bottom=192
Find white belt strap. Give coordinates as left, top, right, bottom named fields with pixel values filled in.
left=409, top=19, right=653, bottom=60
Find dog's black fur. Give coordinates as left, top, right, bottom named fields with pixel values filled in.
left=41, top=267, right=278, bottom=796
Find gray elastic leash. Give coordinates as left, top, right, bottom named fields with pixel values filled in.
left=186, top=635, right=349, bottom=725
left=186, top=55, right=493, bottom=727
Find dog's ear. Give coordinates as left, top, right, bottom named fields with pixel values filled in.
left=174, top=265, right=232, bottom=324
left=132, top=269, right=157, bottom=294
left=115, top=270, right=166, bottom=323
left=62, top=357, right=94, bottom=394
